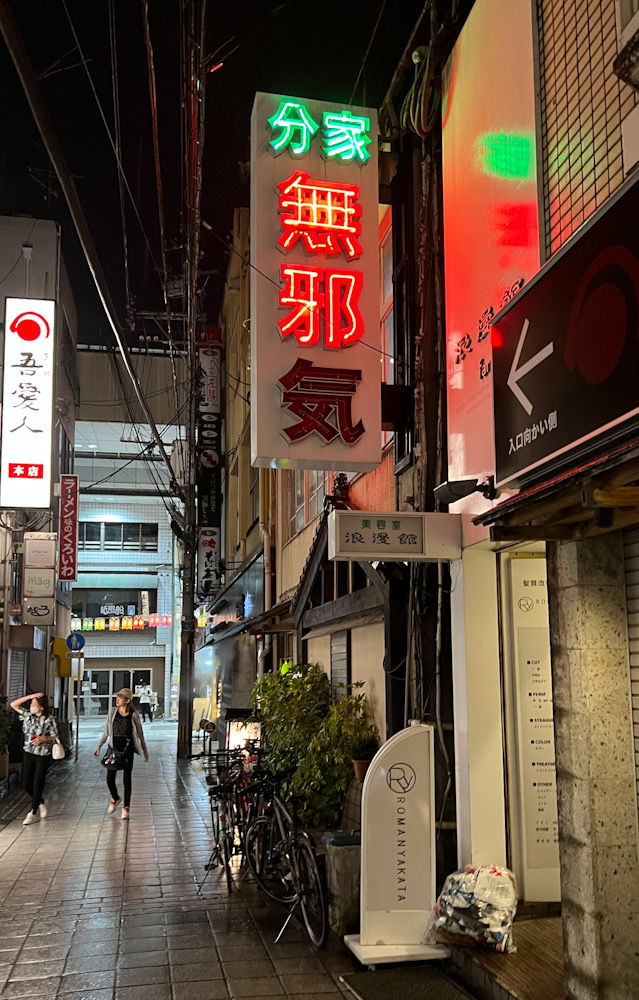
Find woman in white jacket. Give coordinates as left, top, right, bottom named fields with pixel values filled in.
left=93, top=688, right=148, bottom=819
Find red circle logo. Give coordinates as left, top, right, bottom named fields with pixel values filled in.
left=10, top=311, right=50, bottom=341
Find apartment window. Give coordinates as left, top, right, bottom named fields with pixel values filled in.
left=78, top=522, right=158, bottom=552
left=620, top=0, right=639, bottom=29
left=289, top=470, right=330, bottom=538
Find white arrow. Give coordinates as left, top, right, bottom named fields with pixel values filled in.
left=507, top=319, right=554, bottom=416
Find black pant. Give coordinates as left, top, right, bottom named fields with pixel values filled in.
left=140, top=704, right=152, bottom=722
left=23, top=751, right=51, bottom=814
left=106, top=753, right=134, bottom=807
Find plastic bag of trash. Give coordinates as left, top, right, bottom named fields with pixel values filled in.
left=426, top=865, right=518, bottom=952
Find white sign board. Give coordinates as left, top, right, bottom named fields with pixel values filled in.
left=24, top=531, right=57, bottom=568
left=345, top=724, right=448, bottom=965
left=0, top=298, right=55, bottom=508
left=250, top=92, right=380, bottom=471
left=23, top=568, right=55, bottom=597
left=22, top=597, right=55, bottom=626
left=197, top=527, right=220, bottom=596
left=508, top=557, right=560, bottom=901
left=328, top=510, right=461, bottom=562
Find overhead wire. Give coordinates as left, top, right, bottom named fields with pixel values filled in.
left=107, top=0, right=132, bottom=324
left=349, top=0, right=388, bottom=104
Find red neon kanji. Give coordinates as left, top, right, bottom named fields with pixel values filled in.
left=277, top=170, right=363, bottom=260
left=278, top=358, right=364, bottom=445
left=278, top=265, right=364, bottom=348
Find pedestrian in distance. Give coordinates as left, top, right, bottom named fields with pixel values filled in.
left=137, top=682, right=153, bottom=722
left=94, top=688, right=148, bottom=820
left=10, top=692, right=59, bottom=826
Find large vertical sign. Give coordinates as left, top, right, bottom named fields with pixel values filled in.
left=1, top=298, right=56, bottom=508
left=196, top=327, right=222, bottom=598
left=508, top=557, right=559, bottom=901
left=58, top=474, right=79, bottom=582
left=250, top=93, right=380, bottom=471
left=441, top=0, right=540, bottom=507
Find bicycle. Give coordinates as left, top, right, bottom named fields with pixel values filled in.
left=199, top=778, right=235, bottom=893
left=245, top=777, right=327, bottom=947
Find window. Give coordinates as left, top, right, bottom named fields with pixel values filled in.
left=330, top=630, right=351, bottom=700
left=78, top=522, right=159, bottom=552
left=621, top=0, right=639, bottom=30
left=288, top=470, right=330, bottom=538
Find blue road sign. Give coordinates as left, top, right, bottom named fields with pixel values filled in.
left=66, top=633, right=85, bottom=652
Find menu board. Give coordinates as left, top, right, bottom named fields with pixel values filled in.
left=509, top=557, right=560, bottom=899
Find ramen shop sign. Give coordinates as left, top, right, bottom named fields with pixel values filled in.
left=250, top=93, right=380, bottom=471
left=0, top=298, right=56, bottom=508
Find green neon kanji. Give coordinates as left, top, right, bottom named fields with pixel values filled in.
left=268, top=101, right=319, bottom=155
left=323, top=110, right=371, bottom=163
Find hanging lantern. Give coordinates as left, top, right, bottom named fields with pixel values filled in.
left=82, top=618, right=94, bottom=631
left=109, top=617, right=121, bottom=631
left=133, top=615, right=145, bottom=629
left=148, top=613, right=160, bottom=627
left=94, top=617, right=106, bottom=631
left=71, top=618, right=81, bottom=631
left=161, top=614, right=173, bottom=627
left=121, top=616, right=133, bottom=630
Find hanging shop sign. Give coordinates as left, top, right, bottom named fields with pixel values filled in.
left=58, top=474, right=79, bottom=582
left=197, top=328, right=222, bottom=596
left=250, top=92, right=380, bottom=471
left=0, top=298, right=56, bottom=508
left=493, top=171, right=639, bottom=487
left=328, top=511, right=461, bottom=562
left=22, top=597, right=55, bottom=626
left=24, top=531, right=56, bottom=568
left=197, top=527, right=220, bottom=598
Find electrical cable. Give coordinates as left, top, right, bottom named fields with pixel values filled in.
left=349, top=0, right=388, bottom=104
left=59, top=0, right=162, bottom=286
left=108, top=0, right=132, bottom=324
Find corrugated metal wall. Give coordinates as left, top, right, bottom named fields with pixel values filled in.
left=537, top=0, right=638, bottom=259
left=623, top=527, right=639, bottom=804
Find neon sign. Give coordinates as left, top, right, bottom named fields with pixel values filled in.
left=278, top=265, right=363, bottom=347
left=267, top=101, right=372, bottom=163
left=268, top=101, right=319, bottom=155
left=322, top=110, right=371, bottom=163
left=277, top=171, right=362, bottom=258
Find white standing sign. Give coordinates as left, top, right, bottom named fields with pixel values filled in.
left=345, top=724, right=449, bottom=965
left=1, top=298, right=56, bottom=508
left=250, top=92, right=380, bottom=471
left=328, top=510, right=461, bottom=562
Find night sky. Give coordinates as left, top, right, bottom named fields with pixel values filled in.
left=0, top=0, right=424, bottom=341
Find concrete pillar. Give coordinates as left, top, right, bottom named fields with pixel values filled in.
left=547, top=533, right=639, bottom=1000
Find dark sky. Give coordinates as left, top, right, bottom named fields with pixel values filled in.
left=0, top=0, right=424, bottom=343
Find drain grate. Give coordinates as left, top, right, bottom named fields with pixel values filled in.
left=340, top=965, right=475, bottom=1000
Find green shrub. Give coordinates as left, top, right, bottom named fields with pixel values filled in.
left=252, top=666, right=380, bottom=829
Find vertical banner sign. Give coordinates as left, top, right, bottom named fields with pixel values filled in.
left=1, top=298, right=56, bottom=508
left=58, top=474, right=79, bottom=582
left=23, top=531, right=57, bottom=627
left=250, top=92, right=380, bottom=471
left=197, top=327, right=222, bottom=597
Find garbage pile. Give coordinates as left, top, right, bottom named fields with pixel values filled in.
left=427, top=864, right=518, bottom=952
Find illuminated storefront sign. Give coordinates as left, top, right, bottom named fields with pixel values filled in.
left=58, top=475, right=79, bottom=582
left=251, top=92, right=380, bottom=471
left=0, top=298, right=56, bottom=508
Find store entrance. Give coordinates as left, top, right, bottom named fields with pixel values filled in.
left=80, top=668, right=151, bottom=715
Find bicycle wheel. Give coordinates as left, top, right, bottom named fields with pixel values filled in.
left=245, top=815, right=297, bottom=903
left=295, top=833, right=327, bottom=948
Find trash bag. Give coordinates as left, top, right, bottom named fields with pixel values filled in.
left=426, top=864, right=518, bottom=953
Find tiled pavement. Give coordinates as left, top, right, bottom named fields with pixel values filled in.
left=0, top=722, right=361, bottom=1000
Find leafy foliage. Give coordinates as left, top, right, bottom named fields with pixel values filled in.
left=0, top=698, right=22, bottom=757
left=252, top=666, right=380, bottom=828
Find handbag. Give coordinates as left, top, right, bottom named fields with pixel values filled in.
left=101, top=739, right=131, bottom=770
left=52, top=738, right=65, bottom=760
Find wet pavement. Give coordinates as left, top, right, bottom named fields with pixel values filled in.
left=0, top=720, right=359, bottom=1000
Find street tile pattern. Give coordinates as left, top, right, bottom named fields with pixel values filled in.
left=0, top=724, right=359, bottom=999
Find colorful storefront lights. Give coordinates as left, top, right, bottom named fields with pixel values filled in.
left=74, top=614, right=172, bottom=632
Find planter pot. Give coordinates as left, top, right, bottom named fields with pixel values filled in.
left=352, top=759, right=371, bottom=783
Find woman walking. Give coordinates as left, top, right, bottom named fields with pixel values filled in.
left=10, top=692, right=59, bottom=826
left=94, top=688, right=148, bottom=819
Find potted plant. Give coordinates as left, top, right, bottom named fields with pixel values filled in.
left=0, top=698, right=15, bottom=782
left=350, top=729, right=380, bottom=783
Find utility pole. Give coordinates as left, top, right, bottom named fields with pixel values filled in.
left=177, top=0, right=207, bottom=758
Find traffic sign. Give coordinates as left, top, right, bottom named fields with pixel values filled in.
left=492, top=171, right=639, bottom=487
left=66, top=633, right=85, bottom=652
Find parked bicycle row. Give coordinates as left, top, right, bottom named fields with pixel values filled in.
left=195, top=742, right=328, bottom=948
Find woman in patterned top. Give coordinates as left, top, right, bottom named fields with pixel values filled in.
left=94, top=688, right=148, bottom=819
left=10, top=692, right=59, bottom=826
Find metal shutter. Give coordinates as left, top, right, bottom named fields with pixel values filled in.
left=7, top=649, right=27, bottom=702
left=623, top=527, right=639, bottom=805
left=330, top=630, right=350, bottom=700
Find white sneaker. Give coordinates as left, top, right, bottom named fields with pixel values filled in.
left=121, top=807, right=129, bottom=820
left=39, top=801, right=48, bottom=819
left=23, top=811, right=39, bottom=826
left=107, top=799, right=120, bottom=815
